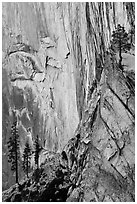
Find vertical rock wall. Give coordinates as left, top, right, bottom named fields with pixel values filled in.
left=2, top=2, right=135, bottom=194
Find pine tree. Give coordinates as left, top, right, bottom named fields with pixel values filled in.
left=110, top=24, right=131, bottom=68
left=7, top=121, right=20, bottom=184
left=22, top=141, right=32, bottom=178
left=34, top=135, right=40, bottom=169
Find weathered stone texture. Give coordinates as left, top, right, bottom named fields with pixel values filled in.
left=2, top=2, right=135, bottom=201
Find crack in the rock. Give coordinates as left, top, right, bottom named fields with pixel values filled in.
left=99, top=106, right=126, bottom=158
left=107, top=83, right=135, bottom=118
left=10, top=76, right=33, bottom=82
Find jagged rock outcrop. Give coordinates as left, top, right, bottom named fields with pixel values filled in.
left=2, top=2, right=135, bottom=201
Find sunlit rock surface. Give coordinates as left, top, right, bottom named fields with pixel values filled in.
left=2, top=2, right=135, bottom=202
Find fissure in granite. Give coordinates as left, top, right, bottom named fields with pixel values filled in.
left=2, top=2, right=135, bottom=202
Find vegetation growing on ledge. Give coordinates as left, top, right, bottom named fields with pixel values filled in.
left=110, top=24, right=131, bottom=70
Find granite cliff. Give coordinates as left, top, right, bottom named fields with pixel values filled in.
left=2, top=2, right=135, bottom=202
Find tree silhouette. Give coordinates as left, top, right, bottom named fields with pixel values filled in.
left=7, top=121, right=20, bottom=184
left=22, top=141, right=32, bottom=178
left=129, top=26, right=135, bottom=45
left=34, top=135, right=41, bottom=169
left=110, top=24, right=131, bottom=68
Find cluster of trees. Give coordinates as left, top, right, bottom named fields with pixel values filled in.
left=7, top=121, right=41, bottom=184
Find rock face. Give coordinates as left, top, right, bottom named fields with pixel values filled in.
left=2, top=2, right=135, bottom=201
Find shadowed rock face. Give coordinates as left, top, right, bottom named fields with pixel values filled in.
left=2, top=2, right=135, bottom=201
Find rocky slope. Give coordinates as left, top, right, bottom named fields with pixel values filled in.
left=2, top=2, right=135, bottom=201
